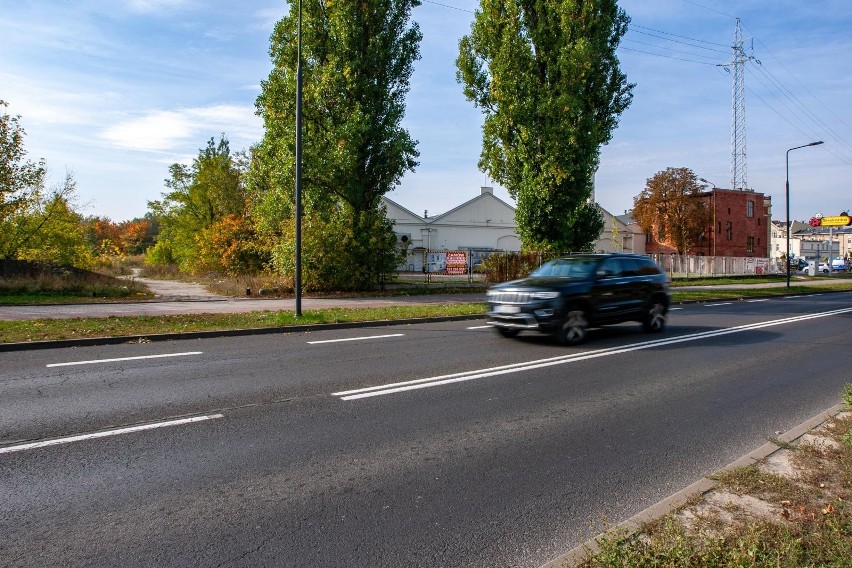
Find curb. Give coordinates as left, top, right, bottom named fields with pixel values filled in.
left=539, top=403, right=848, bottom=568
left=0, top=314, right=487, bottom=352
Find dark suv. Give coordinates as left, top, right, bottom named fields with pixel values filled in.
left=486, top=253, right=670, bottom=345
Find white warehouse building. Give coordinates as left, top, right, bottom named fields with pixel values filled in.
left=382, top=186, right=643, bottom=272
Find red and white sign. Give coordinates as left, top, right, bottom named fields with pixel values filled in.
left=445, top=251, right=467, bottom=275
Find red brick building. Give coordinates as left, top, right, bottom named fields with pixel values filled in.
left=644, top=188, right=772, bottom=257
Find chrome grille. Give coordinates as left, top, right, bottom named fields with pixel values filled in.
left=490, top=291, right=531, bottom=304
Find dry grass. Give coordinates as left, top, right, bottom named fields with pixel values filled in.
left=575, top=401, right=852, bottom=568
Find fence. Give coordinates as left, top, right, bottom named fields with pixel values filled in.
left=396, top=251, right=783, bottom=283
left=648, top=254, right=781, bottom=278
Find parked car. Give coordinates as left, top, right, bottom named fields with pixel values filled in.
left=486, top=253, right=670, bottom=346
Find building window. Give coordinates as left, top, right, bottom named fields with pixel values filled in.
left=646, top=231, right=653, bottom=244
left=717, top=222, right=722, bottom=234
left=747, top=236, right=754, bottom=253
left=726, top=222, right=733, bottom=240
left=747, top=200, right=754, bottom=218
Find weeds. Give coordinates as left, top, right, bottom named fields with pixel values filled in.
left=576, top=391, right=852, bottom=568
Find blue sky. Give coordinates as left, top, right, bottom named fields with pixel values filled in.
left=2, top=0, right=850, bottom=224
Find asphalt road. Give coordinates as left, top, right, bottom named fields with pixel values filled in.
left=2, top=292, right=851, bottom=567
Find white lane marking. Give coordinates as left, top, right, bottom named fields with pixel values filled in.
left=747, top=299, right=770, bottom=303
left=669, top=307, right=684, bottom=310
left=704, top=302, right=733, bottom=307
left=334, top=307, right=852, bottom=401
left=307, top=333, right=404, bottom=345
left=0, top=414, right=224, bottom=455
left=47, top=351, right=203, bottom=368
left=467, top=325, right=493, bottom=330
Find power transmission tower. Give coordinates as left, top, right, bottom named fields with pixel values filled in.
left=721, top=18, right=755, bottom=191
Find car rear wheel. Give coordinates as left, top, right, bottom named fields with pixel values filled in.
left=642, top=298, right=667, bottom=333
left=558, top=307, right=588, bottom=346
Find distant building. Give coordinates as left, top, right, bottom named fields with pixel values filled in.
left=383, top=187, right=648, bottom=272
left=382, top=187, right=521, bottom=272
left=770, top=220, right=810, bottom=259
left=592, top=210, right=646, bottom=254
left=793, top=225, right=852, bottom=262
left=643, top=188, right=772, bottom=257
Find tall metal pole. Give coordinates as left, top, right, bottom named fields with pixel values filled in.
left=294, top=0, right=303, bottom=316
left=785, top=141, right=823, bottom=288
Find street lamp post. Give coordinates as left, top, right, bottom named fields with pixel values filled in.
left=294, top=0, right=303, bottom=316
left=785, top=141, right=823, bottom=288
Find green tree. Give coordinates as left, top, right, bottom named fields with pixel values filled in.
left=1, top=100, right=88, bottom=263
left=14, top=192, right=93, bottom=267
left=632, top=167, right=708, bottom=255
left=148, top=135, right=251, bottom=271
left=456, top=0, right=633, bottom=253
left=251, top=0, right=421, bottom=290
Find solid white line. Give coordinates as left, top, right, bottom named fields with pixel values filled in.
left=335, top=307, right=852, bottom=401
left=0, top=414, right=225, bottom=455
left=46, top=351, right=203, bottom=368
left=466, top=325, right=493, bottom=329
left=307, top=333, right=404, bottom=345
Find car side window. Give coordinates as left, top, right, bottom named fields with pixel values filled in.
left=620, top=258, right=641, bottom=277
left=636, top=259, right=661, bottom=276
left=599, top=258, right=624, bottom=277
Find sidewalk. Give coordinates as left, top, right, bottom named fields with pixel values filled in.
left=0, top=274, right=486, bottom=321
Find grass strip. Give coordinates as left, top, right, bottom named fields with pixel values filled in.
left=2, top=283, right=852, bottom=344
left=0, top=303, right=486, bottom=344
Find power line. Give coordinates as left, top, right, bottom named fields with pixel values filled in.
left=630, top=24, right=730, bottom=48
left=623, top=38, right=725, bottom=61
left=420, top=0, right=474, bottom=14
left=678, top=0, right=737, bottom=20
left=618, top=46, right=720, bottom=66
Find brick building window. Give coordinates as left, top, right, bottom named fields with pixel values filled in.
left=747, top=236, right=754, bottom=253
left=725, top=222, right=733, bottom=240
left=747, top=200, right=754, bottom=218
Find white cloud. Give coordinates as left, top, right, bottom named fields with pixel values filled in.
left=100, top=104, right=262, bottom=151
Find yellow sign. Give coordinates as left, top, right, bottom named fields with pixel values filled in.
left=820, top=215, right=852, bottom=227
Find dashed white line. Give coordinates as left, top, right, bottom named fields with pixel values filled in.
left=307, top=333, right=404, bottom=345
left=704, top=302, right=733, bottom=307
left=47, top=351, right=203, bottom=368
left=334, top=307, right=852, bottom=401
left=466, top=325, right=493, bottom=330
left=0, top=414, right=225, bottom=455
left=747, top=299, right=770, bottom=303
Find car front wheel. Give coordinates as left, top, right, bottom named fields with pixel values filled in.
left=642, top=298, right=667, bottom=333
left=558, top=307, right=588, bottom=346
left=496, top=327, right=520, bottom=338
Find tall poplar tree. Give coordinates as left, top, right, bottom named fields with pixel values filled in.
left=456, top=0, right=633, bottom=253
left=252, top=0, right=421, bottom=290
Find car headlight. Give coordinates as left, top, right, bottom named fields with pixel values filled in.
left=530, top=291, right=559, bottom=300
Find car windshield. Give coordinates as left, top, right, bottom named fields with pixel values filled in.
left=529, top=257, right=597, bottom=279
